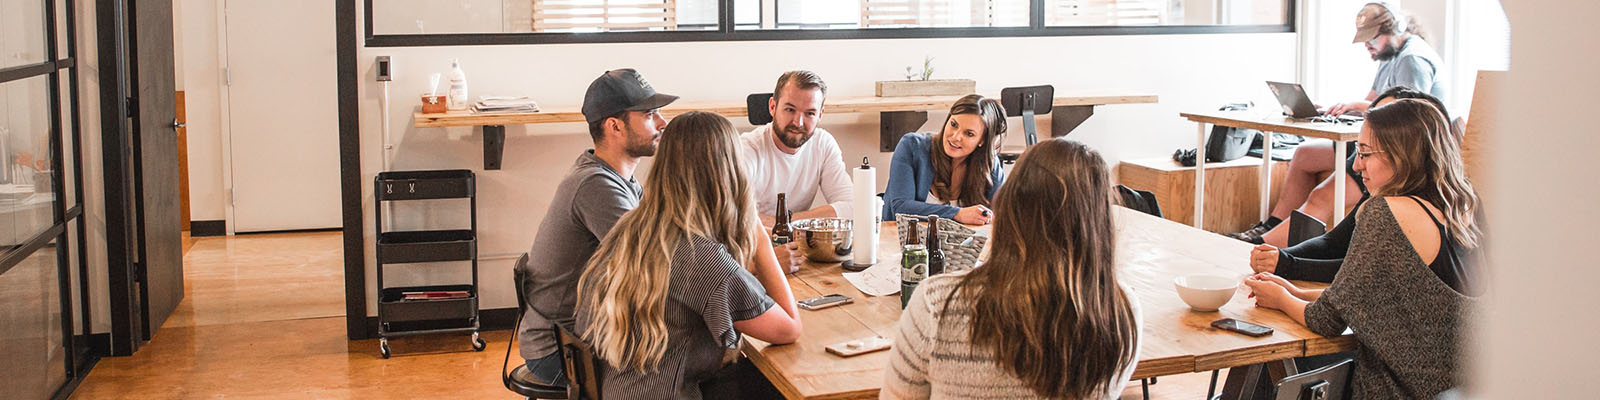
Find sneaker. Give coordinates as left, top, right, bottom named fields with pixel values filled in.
left=1227, top=221, right=1271, bottom=244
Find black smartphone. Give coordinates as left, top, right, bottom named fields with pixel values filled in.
left=1212, top=318, right=1274, bottom=337
left=798, top=294, right=853, bottom=311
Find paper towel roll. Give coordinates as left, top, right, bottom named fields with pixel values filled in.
left=852, top=160, right=879, bottom=265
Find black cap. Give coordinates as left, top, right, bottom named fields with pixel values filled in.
left=581, top=68, right=679, bottom=124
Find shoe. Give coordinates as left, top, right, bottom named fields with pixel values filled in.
left=1226, top=221, right=1271, bottom=244
left=1172, top=148, right=1197, bottom=167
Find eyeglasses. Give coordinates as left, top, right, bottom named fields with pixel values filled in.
left=1356, top=150, right=1387, bottom=161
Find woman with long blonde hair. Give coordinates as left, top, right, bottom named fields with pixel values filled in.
left=574, top=111, right=801, bottom=400
left=883, top=138, right=1142, bottom=399
left=1245, top=98, right=1483, bottom=398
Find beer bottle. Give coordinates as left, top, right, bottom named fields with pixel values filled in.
left=900, top=221, right=928, bottom=309
left=772, top=193, right=792, bottom=246
left=926, top=215, right=945, bottom=277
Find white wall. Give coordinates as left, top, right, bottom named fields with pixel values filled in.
left=1477, top=1, right=1599, bottom=397
left=356, top=17, right=1298, bottom=312
left=177, top=0, right=225, bottom=222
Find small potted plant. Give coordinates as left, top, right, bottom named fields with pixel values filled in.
left=875, top=56, right=976, bottom=97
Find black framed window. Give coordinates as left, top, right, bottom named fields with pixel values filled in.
left=0, top=0, right=90, bottom=398
left=364, top=0, right=1293, bottom=47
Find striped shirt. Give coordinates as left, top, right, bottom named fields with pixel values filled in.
left=883, top=271, right=1143, bottom=399
left=575, top=235, right=776, bottom=400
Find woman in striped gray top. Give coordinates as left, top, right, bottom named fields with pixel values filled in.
left=574, top=111, right=802, bottom=400
left=883, top=138, right=1142, bottom=399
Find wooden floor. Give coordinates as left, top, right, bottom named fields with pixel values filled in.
left=72, top=231, right=1217, bottom=399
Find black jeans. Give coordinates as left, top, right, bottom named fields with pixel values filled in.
left=700, top=358, right=785, bottom=400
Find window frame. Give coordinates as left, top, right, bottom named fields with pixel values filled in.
left=363, top=0, right=1295, bottom=47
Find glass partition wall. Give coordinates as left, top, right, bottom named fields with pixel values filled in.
left=0, top=0, right=93, bottom=398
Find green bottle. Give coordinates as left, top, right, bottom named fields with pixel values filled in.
left=901, top=221, right=928, bottom=309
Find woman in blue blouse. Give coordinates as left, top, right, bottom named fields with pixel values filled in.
left=882, top=94, right=1006, bottom=225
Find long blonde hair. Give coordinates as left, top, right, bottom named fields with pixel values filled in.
left=952, top=138, right=1139, bottom=398
left=1364, top=99, right=1482, bottom=248
left=575, top=111, right=759, bottom=371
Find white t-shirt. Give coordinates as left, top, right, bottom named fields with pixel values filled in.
left=738, top=124, right=854, bottom=219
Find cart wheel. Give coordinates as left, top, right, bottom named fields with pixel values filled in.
left=471, top=332, right=486, bottom=351
left=380, top=339, right=392, bottom=359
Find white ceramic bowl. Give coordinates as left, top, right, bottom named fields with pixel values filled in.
left=1173, top=274, right=1239, bottom=312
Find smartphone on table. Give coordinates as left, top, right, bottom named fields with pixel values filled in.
left=1212, top=318, right=1274, bottom=337
left=798, top=294, right=853, bottom=311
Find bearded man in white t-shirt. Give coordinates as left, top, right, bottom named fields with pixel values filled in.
left=739, top=71, right=855, bottom=269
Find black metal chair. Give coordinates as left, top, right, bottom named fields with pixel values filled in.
left=1117, top=185, right=1163, bottom=218
left=1270, top=359, right=1354, bottom=400
left=558, top=320, right=605, bottom=400
left=746, top=93, right=774, bottom=126
left=503, top=253, right=567, bottom=399
left=1286, top=210, right=1327, bottom=247
left=997, top=85, right=1055, bottom=170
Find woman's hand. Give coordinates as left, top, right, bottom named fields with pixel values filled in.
left=1243, top=273, right=1300, bottom=311
left=953, top=205, right=992, bottom=225
left=1250, top=244, right=1279, bottom=274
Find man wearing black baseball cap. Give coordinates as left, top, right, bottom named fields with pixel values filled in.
left=515, top=68, right=677, bottom=387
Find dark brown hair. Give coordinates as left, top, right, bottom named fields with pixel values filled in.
left=951, top=138, right=1138, bottom=398
left=1364, top=99, right=1481, bottom=248
left=929, top=94, right=1005, bottom=207
left=772, top=70, right=827, bottom=103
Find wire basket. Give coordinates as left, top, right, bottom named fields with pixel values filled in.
left=895, top=214, right=988, bottom=272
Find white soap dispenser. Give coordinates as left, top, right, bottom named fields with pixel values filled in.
left=447, top=59, right=469, bottom=111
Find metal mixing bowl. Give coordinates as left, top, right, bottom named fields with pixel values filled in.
left=789, top=218, right=854, bottom=263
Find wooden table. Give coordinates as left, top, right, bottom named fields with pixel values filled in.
left=742, top=207, right=1356, bottom=399
left=1178, top=111, right=1362, bottom=229
left=413, top=93, right=1157, bottom=169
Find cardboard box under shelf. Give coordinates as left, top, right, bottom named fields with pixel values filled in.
left=1117, top=156, right=1289, bottom=234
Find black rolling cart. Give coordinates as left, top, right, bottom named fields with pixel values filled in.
left=373, top=169, right=486, bottom=358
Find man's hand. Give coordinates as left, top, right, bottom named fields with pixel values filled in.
left=1324, top=102, right=1370, bottom=116
left=1250, top=244, right=1280, bottom=274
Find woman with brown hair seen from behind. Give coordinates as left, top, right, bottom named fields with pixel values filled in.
left=1244, top=98, right=1483, bottom=399
left=883, top=138, right=1142, bottom=399
left=574, top=111, right=801, bottom=400
left=881, top=94, right=1007, bottom=225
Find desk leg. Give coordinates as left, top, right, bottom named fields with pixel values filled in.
left=1260, top=131, right=1274, bottom=221
left=1218, top=359, right=1298, bottom=400
left=1332, top=138, right=1348, bottom=224
left=483, top=125, right=506, bottom=170
left=1194, top=123, right=1207, bottom=229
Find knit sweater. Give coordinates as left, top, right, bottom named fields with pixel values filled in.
left=1303, top=199, right=1479, bottom=399
left=882, top=271, right=1142, bottom=399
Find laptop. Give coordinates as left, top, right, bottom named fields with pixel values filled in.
left=1266, top=81, right=1321, bottom=118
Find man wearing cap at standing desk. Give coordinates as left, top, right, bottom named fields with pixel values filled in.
left=1228, top=1, right=1449, bottom=245
left=515, top=68, right=677, bottom=387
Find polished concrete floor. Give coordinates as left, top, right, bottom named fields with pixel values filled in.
left=71, top=230, right=1212, bottom=399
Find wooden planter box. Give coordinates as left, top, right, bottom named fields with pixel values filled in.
left=875, top=79, right=976, bottom=97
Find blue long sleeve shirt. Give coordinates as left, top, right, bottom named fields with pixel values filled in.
left=881, top=133, right=1004, bottom=220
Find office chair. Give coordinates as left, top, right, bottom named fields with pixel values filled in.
left=1117, top=185, right=1163, bottom=218
left=1287, top=210, right=1327, bottom=247
left=746, top=93, right=774, bottom=126
left=1270, top=359, right=1354, bottom=400
left=997, top=85, right=1055, bottom=169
